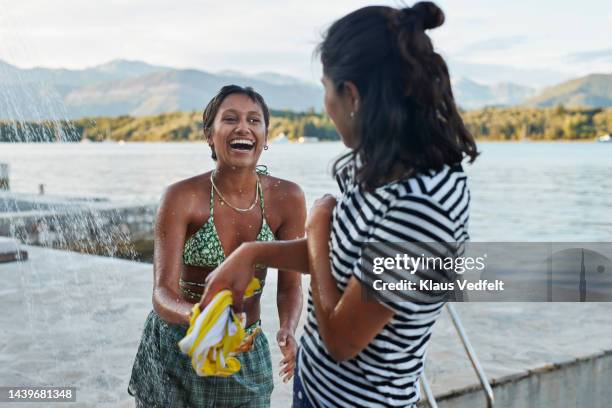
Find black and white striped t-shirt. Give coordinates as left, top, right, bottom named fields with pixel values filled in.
left=298, top=161, right=470, bottom=407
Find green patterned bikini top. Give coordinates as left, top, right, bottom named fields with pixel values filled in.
left=182, top=171, right=275, bottom=268
left=180, top=170, right=275, bottom=301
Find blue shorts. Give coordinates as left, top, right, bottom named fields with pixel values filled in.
left=292, top=350, right=314, bottom=408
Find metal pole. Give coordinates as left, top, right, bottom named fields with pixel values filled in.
left=446, top=303, right=495, bottom=407
left=420, top=372, right=439, bottom=408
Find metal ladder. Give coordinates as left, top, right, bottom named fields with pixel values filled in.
left=420, top=303, right=495, bottom=408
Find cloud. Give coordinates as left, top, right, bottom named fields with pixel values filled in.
left=446, top=58, right=570, bottom=88
left=564, top=49, right=612, bottom=63
left=460, top=36, right=527, bottom=55
left=2, top=0, right=612, bottom=83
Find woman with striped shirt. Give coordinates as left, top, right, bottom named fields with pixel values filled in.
left=201, top=2, right=478, bottom=407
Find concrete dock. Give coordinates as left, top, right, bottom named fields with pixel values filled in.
left=0, top=192, right=156, bottom=259
left=1, top=246, right=611, bottom=407
left=420, top=304, right=612, bottom=407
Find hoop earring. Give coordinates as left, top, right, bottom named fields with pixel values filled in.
left=264, top=145, right=269, bottom=150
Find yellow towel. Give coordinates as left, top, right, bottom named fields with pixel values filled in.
left=178, top=278, right=262, bottom=377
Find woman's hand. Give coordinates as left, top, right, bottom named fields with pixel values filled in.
left=277, top=328, right=298, bottom=383
left=306, top=194, right=337, bottom=232
left=306, top=195, right=336, bottom=278
left=199, top=244, right=256, bottom=313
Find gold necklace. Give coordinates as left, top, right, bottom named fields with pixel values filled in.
left=210, top=171, right=260, bottom=213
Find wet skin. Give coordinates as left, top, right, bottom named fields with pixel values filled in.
left=152, top=94, right=305, bottom=382
left=153, top=169, right=305, bottom=327
left=180, top=172, right=294, bottom=327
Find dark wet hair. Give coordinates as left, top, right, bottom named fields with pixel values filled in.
left=203, top=85, right=270, bottom=160
left=319, top=2, right=478, bottom=189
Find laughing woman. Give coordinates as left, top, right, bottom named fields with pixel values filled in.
left=202, top=3, right=478, bottom=407
left=128, top=85, right=305, bottom=408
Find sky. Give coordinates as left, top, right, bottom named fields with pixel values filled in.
left=1, top=0, right=611, bottom=85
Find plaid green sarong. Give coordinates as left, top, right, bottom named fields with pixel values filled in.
left=129, top=311, right=274, bottom=408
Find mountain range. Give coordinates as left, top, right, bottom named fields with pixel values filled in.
left=0, top=59, right=610, bottom=120
left=524, top=74, right=612, bottom=107
left=452, top=78, right=536, bottom=109
left=0, top=60, right=324, bottom=120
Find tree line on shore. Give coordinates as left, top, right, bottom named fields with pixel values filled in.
left=1, top=106, right=611, bottom=142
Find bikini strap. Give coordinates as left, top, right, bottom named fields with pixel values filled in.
left=257, top=175, right=265, bottom=215
left=255, top=166, right=269, bottom=215
left=209, top=176, right=215, bottom=215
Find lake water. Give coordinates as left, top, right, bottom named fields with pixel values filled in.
left=1, top=141, right=611, bottom=241
left=1, top=141, right=611, bottom=407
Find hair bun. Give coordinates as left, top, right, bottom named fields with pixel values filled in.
left=411, top=2, right=444, bottom=30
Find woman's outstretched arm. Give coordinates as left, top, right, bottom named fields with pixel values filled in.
left=250, top=239, right=310, bottom=273
left=200, top=239, right=309, bottom=312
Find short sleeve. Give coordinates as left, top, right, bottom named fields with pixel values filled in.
left=352, top=196, right=458, bottom=314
